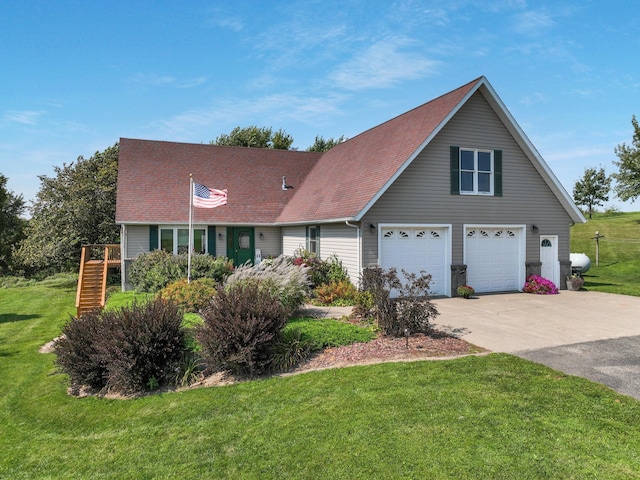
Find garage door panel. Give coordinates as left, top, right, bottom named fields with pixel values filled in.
left=466, top=227, right=522, bottom=293
left=380, top=227, right=448, bottom=296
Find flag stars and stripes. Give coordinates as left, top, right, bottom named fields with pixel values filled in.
left=193, top=182, right=227, bottom=209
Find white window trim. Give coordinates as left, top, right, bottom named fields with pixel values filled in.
left=159, top=225, right=208, bottom=255
left=306, top=225, right=320, bottom=256
left=460, top=148, right=494, bottom=195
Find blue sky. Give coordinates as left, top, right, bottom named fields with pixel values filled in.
left=2, top=0, right=639, bottom=213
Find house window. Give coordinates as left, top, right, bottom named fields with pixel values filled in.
left=450, top=146, right=502, bottom=197
left=307, top=226, right=320, bottom=255
left=159, top=227, right=206, bottom=255
left=460, top=149, right=493, bottom=195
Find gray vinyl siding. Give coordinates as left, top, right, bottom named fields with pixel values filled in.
left=282, top=226, right=306, bottom=256
left=363, top=90, right=572, bottom=268
left=126, top=225, right=150, bottom=258
left=317, top=224, right=360, bottom=285
left=282, top=224, right=360, bottom=284
left=254, top=226, right=282, bottom=259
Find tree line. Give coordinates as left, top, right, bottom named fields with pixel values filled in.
left=1, top=118, right=639, bottom=278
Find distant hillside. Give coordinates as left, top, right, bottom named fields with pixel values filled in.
left=571, top=211, right=640, bottom=265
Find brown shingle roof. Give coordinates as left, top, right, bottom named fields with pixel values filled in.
left=116, top=139, right=320, bottom=224
left=277, top=77, right=482, bottom=223
left=117, top=76, right=585, bottom=226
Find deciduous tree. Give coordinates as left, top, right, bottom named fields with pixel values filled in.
left=306, top=135, right=347, bottom=152
left=0, top=174, right=26, bottom=274
left=573, top=167, right=611, bottom=219
left=212, top=126, right=294, bottom=149
left=15, top=144, right=119, bottom=276
left=612, top=115, right=640, bottom=202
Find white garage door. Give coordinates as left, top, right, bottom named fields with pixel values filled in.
left=465, top=227, right=523, bottom=293
left=380, top=226, right=449, bottom=296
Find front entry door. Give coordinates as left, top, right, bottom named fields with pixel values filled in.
left=228, top=227, right=254, bottom=266
left=540, top=235, right=559, bottom=287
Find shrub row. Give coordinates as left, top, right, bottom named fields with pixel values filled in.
left=129, top=250, right=233, bottom=292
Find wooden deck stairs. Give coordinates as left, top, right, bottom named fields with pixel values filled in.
left=76, top=244, right=121, bottom=317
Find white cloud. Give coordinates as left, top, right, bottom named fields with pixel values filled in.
left=149, top=92, right=348, bottom=140
left=511, top=10, right=555, bottom=34
left=519, top=92, right=548, bottom=106
left=206, top=8, right=243, bottom=32
left=2, top=110, right=47, bottom=125
left=545, top=146, right=612, bottom=163
left=128, top=73, right=207, bottom=89
left=330, top=38, right=439, bottom=90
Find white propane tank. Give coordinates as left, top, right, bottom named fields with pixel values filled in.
left=570, top=253, right=591, bottom=274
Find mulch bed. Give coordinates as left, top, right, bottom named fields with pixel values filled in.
left=290, top=331, right=486, bottom=374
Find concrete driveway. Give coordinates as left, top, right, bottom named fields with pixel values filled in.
left=433, top=291, right=640, bottom=399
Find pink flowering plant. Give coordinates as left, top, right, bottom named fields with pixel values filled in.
left=522, top=275, right=558, bottom=295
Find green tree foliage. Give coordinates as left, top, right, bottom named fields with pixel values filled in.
left=15, top=144, right=119, bottom=276
left=612, top=115, right=640, bottom=202
left=212, top=126, right=294, bottom=150
left=305, top=135, right=347, bottom=152
left=573, top=166, right=611, bottom=219
left=0, top=174, right=27, bottom=274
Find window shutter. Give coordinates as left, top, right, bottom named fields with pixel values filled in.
left=149, top=225, right=158, bottom=250
left=207, top=226, right=216, bottom=256
left=450, top=146, right=460, bottom=195
left=494, top=150, right=502, bottom=197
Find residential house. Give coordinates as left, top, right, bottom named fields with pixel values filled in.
left=116, top=76, right=586, bottom=296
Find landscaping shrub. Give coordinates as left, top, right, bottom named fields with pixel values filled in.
left=225, top=255, right=310, bottom=316
left=266, top=329, right=313, bottom=373
left=55, top=298, right=187, bottom=394
left=359, top=266, right=439, bottom=337
left=325, top=255, right=350, bottom=284
left=313, top=279, right=358, bottom=306
left=197, top=282, right=288, bottom=376
left=54, top=310, right=108, bottom=390
left=291, top=250, right=350, bottom=287
left=129, top=251, right=232, bottom=293
left=159, top=278, right=217, bottom=313
left=523, top=275, right=559, bottom=295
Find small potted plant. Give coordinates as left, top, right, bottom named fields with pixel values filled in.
left=456, top=285, right=475, bottom=299
left=566, top=274, right=584, bottom=291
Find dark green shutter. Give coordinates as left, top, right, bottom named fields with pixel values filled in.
left=450, top=146, right=460, bottom=195
left=149, top=225, right=158, bottom=250
left=494, top=150, right=502, bottom=197
left=207, top=226, right=216, bottom=256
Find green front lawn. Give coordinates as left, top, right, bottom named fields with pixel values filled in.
left=2, top=284, right=640, bottom=478
left=571, top=211, right=640, bottom=297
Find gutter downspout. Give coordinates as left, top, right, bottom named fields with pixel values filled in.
left=120, top=224, right=127, bottom=292
left=345, top=221, right=361, bottom=286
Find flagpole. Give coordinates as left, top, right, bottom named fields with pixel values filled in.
left=188, top=174, right=193, bottom=283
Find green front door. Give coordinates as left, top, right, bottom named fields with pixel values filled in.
left=227, top=227, right=254, bottom=266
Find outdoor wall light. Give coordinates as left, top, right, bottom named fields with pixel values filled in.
left=218, top=233, right=224, bottom=240
left=259, top=232, right=264, bottom=239
left=369, top=223, right=376, bottom=231
left=531, top=225, right=538, bottom=231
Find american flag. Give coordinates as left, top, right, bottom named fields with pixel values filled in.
left=193, top=182, right=227, bottom=209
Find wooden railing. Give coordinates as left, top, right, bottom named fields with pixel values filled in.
left=76, top=244, right=121, bottom=317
